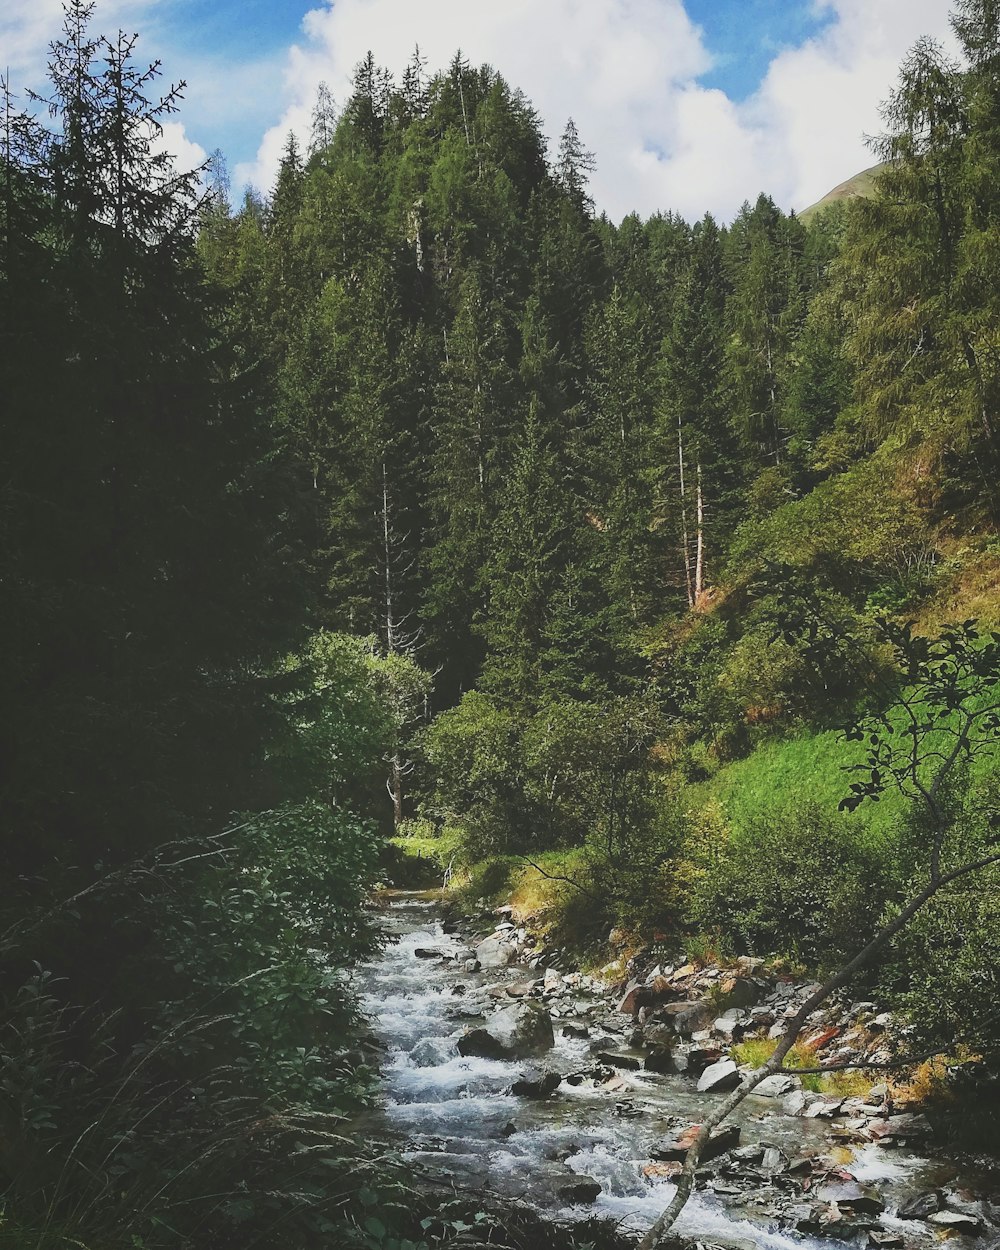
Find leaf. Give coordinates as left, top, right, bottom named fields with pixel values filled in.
left=364, top=1215, right=387, bottom=1240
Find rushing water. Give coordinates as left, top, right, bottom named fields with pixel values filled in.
left=359, top=894, right=985, bottom=1248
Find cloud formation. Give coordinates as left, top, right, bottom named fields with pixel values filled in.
left=237, top=0, right=958, bottom=222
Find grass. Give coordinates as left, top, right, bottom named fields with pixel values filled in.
left=687, top=725, right=903, bottom=845
left=799, top=162, right=885, bottom=224
left=732, top=1037, right=871, bottom=1097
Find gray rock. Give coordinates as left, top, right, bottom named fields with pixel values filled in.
left=927, top=1211, right=983, bottom=1233
left=782, top=1090, right=813, bottom=1116
left=558, top=1177, right=602, bottom=1205
left=897, top=1191, right=941, bottom=1220
left=475, top=934, right=515, bottom=968
left=659, top=998, right=716, bottom=1035
left=752, top=1073, right=800, bottom=1098
left=643, top=1022, right=676, bottom=1050
left=487, top=1000, right=555, bottom=1056
left=596, top=1050, right=643, bottom=1071
left=817, top=1180, right=885, bottom=1214
left=510, top=1069, right=561, bottom=1098
left=697, top=1058, right=741, bottom=1093
left=458, top=1000, right=554, bottom=1059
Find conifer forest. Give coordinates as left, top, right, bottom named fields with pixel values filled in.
left=4, top=2, right=1000, bottom=1247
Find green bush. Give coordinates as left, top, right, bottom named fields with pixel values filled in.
left=691, top=801, right=891, bottom=965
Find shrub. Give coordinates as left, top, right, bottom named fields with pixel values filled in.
left=690, top=801, right=891, bottom=965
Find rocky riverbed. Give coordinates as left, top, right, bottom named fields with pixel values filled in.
left=358, top=892, right=1000, bottom=1248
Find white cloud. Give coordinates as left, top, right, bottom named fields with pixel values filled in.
left=0, top=0, right=160, bottom=96
left=236, top=0, right=958, bottom=222
left=152, top=119, right=207, bottom=177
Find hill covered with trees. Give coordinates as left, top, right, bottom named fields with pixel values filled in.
left=3, top=0, right=1000, bottom=1245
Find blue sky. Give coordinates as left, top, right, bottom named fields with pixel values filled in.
left=3, top=0, right=957, bottom=221
left=686, top=0, right=834, bottom=99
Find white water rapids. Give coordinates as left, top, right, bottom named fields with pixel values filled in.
left=358, top=895, right=978, bottom=1248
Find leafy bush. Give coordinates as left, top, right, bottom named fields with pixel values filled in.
left=0, top=802, right=388, bottom=1250
left=691, top=801, right=891, bottom=965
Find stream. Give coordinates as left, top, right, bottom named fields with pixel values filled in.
left=359, top=893, right=996, bottom=1248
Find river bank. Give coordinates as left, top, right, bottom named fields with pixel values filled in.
left=359, top=891, right=1000, bottom=1249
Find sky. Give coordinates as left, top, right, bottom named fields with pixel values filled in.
left=1, top=0, right=959, bottom=223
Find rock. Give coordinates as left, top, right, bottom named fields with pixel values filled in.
left=409, top=1037, right=455, bottom=1066
left=643, top=1022, right=677, bottom=1050
left=731, top=1144, right=764, bottom=1164
left=475, top=934, right=515, bottom=968
left=643, top=1161, right=683, bottom=1180
left=752, top=1073, right=800, bottom=1098
left=489, top=1000, right=555, bottom=1056
left=458, top=1000, right=554, bottom=1059
left=562, top=1023, right=590, bottom=1039
left=653, top=1123, right=741, bottom=1164
left=558, top=1177, right=602, bottom=1205
left=868, top=1083, right=888, bottom=1104
left=685, top=1045, right=725, bottom=1073
left=644, top=1049, right=678, bottom=1074
left=713, top=1009, right=747, bottom=1041
left=543, top=968, right=563, bottom=991
left=659, top=999, right=716, bottom=1034
left=895, top=1190, right=940, bottom=1220
left=927, top=1211, right=983, bottom=1233
left=801, top=1025, right=841, bottom=1052
left=817, top=1180, right=885, bottom=1215
left=804, top=1097, right=843, bottom=1118
left=510, top=1069, right=561, bottom=1098
left=882, top=1112, right=931, bottom=1140
left=596, top=1051, right=643, bottom=1071
left=717, top=975, right=759, bottom=1009
left=464, top=959, right=480, bottom=973
left=761, top=1146, right=789, bottom=1174
left=868, top=1233, right=904, bottom=1248
left=782, top=1090, right=813, bottom=1116
left=697, top=1058, right=741, bottom=1093
left=413, top=947, right=443, bottom=959
left=617, top=980, right=647, bottom=1015
left=505, top=980, right=540, bottom=998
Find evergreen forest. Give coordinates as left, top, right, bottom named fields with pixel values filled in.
left=3, top=1, right=1000, bottom=1246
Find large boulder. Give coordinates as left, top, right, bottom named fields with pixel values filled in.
left=476, top=933, right=515, bottom=968
left=459, top=1000, right=555, bottom=1060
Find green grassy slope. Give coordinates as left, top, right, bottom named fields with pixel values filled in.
left=799, top=162, right=885, bottom=224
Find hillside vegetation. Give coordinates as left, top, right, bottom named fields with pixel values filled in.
left=3, top=0, right=1000, bottom=1247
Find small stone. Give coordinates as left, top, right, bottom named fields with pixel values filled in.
left=753, top=1073, right=800, bottom=1098
left=927, top=1211, right=983, bottom=1233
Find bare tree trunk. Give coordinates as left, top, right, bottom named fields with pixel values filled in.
left=389, top=753, right=403, bottom=826
left=678, top=417, right=693, bottom=608
left=382, top=461, right=396, bottom=655
left=694, top=461, right=704, bottom=602
left=381, top=461, right=404, bottom=828
left=638, top=849, right=1000, bottom=1250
